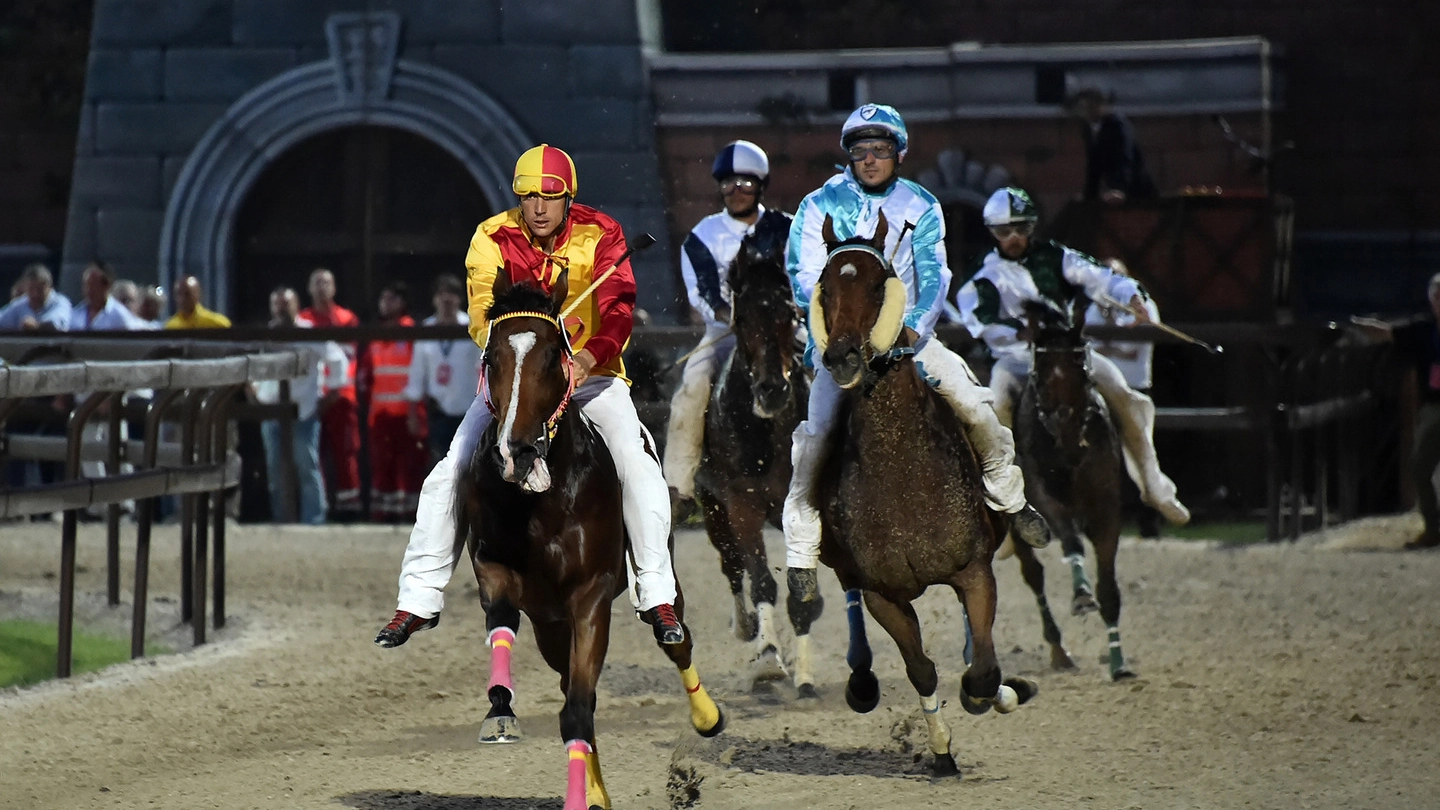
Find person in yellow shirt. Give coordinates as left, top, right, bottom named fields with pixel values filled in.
left=165, top=276, right=232, bottom=329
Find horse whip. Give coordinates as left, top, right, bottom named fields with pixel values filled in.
left=1098, top=295, right=1223, bottom=355
left=886, top=220, right=916, bottom=267
left=559, top=232, right=658, bottom=319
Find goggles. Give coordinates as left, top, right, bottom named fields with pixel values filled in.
left=512, top=173, right=572, bottom=198
left=989, top=222, right=1036, bottom=239
left=846, top=140, right=898, bottom=161
left=719, top=176, right=760, bottom=193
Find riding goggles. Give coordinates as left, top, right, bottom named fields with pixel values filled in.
left=719, top=176, right=760, bottom=193
left=512, top=173, right=573, bottom=198
left=989, top=222, right=1036, bottom=239
left=847, top=140, right=898, bottom=161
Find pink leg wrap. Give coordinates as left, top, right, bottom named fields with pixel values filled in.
left=488, top=627, right=515, bottom=695
left=564, top=739, right=592, bottom=810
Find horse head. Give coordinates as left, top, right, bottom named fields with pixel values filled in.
left=727, top=233, right=801, bottom=417
left=812, top=211, right=909, bottom=389
left=482, top=270, right=574, bottom=492
left=1024, top=297, right=1094, bottom=448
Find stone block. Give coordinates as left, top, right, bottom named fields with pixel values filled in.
left=522, top=100, right=639, bottom=152
left=162, top=154, right=191, bottom=202
left=403, top=0, right=502, bottom=45
left=85, top=49, right=163, bottom=101
left=232, top=0, right=373, bottom=46
left=500, top=0, right=638, bottom=45
left=92, top=0, right=232, bottom=47
left=74, top=105, right=97, bottom=157
left=164, top=48, right=299, bottom=102
left=430, top=44, right=571, bottom=107
left=95, top=103, right=228, bottom=154
left=62, top=205, right=98, bottom=267
left=569, top=149, right=660, bottom=206
left=70, top=156, right=164, bottom=208
left=96, top=208, right=164, bottom=263
left=569, top=45, right=644, bottom=100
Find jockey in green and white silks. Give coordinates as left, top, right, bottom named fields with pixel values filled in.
left=954, top=186, right=1191, bottom=526
left=783, top=104, right=1052, bottom=572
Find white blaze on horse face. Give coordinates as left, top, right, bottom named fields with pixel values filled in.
left=497, top=330, right=538, bottom=478
left=839, top=262, right=857, bottom=277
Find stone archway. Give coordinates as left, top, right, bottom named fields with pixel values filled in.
left=158, top=37, right=531, bottom=310
left=916, top=149, right=1016, bottom=295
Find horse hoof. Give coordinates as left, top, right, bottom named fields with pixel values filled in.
left=478, top=714, right=522, bottom=744
left=1050, top=648, right=1078, bottom=671
left=844, top=670, right=880, bottom=713
left=733, top=611, right=758, bottom=642
left=696, top=704, right=727, bottom=738
left=1003, top=676, right=1040, bottom=706
left=1111, top=667, right=1138, bottom=682
left=1071, top=591, right=1099, bottom=617
left=749, top=647, right=786, bottom=685
left=931, top=752, right=960, bottom=778
left=796, top=682, right=820, bottom=701
left=959, top=686, right=992, bottom=716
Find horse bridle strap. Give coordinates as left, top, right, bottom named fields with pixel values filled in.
left=482, top=310, right=576, bottom=447
left=825, top=243, right=889, bottom=268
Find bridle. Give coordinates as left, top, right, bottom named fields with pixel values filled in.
left=819, top=243, right=914, bottom=373
left=481, top=310, right=576, bottom=455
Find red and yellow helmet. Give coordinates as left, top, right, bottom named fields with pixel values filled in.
left=512, top=144, right=578, bottom=198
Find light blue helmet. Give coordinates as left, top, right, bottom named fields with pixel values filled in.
left=840, top=103, right=909, bottom=158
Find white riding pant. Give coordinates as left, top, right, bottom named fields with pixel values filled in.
left=782, top=339, right=1028, bottom=569
left=395, top=376, right=678, bottom=618
left=662, top=324, right=734, bottom=499
left=990, top=347, right=1182, bottom=511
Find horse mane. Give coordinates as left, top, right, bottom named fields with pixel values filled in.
left=487, top=281, right=556, bottom=321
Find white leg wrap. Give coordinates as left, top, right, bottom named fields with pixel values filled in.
left=793, top=633, right=814, bottom=688
left=755, top=601, right=779, bottom=653
left=915, top=340, right=1027, bottom=514
left=584, top=378, right=678, bottom=610
left=662, top=326, right=728, bottom=499
left=1090, top=353, right=1190, bottom=524
left=920, top=692, right=952, bottom=755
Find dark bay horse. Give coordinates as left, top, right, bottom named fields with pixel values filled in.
left=798, top=212, right=1036, bottom=778
left=695, top=234, right=808, bottom=690
left=1010, top=300, right=1134, bottom=680
left=453, top=272, right=725, bottom=810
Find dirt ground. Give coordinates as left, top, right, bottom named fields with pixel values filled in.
left=1, top=514, right=1438, bottom=810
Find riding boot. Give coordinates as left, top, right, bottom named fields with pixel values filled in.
left=782, top=425, right=827, bottom=570
left=1089, top=353, right=1191, bottom=525
left=662, top=335, right=721, bottom=501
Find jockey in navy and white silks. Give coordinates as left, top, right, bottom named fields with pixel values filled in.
left=954, top=186, right=1190, bottom=525
left=783, top=104, right=1051, bottom=572
left=664, top=140, right=794, bottom=503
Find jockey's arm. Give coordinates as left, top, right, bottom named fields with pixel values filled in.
left=786, top=195, right=827, bottom=312
left=680, top=230, right=727, bottom=325
left=1061, top=247, right=1144, bottom=317
left=464, top=226, right=506, bottom=349
left=954, top=276, right=1024, bottom=356
left=576, top=224, right=638, bottom=380
left=903, top=203, right=951, bottom=340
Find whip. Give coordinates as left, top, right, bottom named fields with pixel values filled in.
left=1098, top=295, right=1223, bottom=355
left=559, top=233, right=658, bottom=319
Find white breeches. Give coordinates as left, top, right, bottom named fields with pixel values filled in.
left=662, top=324, right=734, bottom=499
left=396, top=376, right=678, bottom=618
left=782, top=339, right=1028, bottom=570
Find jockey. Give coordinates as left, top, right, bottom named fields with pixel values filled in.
left=954, top=186, right=1190, bottom=526
left=663, top=140, right=794, bottom=512
left=376, top=144, right=685, bottom=648
left=783, top=104, right=1053, bottom=594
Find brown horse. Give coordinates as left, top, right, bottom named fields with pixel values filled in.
left=798, top=211, right=1036, bottom=778
left=695, top=234, right=809, bottom=690
left=1010, top=299, right=1133, bottom=680
left=452, top=272, right=725, bottom=810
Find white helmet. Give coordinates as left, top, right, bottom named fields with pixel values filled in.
left=711, top=140, right=770, bottom=184
left=983, top=187, right=1039, bottom=226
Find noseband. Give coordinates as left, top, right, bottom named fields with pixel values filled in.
left=481, top=310, right=576, bottom=454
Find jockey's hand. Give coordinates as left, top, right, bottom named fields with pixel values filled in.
left=1126, top=296, right=1153, bottom=325
left=573, top=348, right=597, bottom=386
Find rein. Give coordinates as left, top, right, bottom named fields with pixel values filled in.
left=481, top=310, right=576, bottom=452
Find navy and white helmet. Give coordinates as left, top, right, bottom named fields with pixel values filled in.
left=983, top=187, right=1039, bottom=226
left=840, top=103, right=909, bottom=157
left=711, top=140, right=770, bottom=184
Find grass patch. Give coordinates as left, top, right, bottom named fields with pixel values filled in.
left=1163, top=520, right=1269, bottom=546
left=0, top=620, right=167, bottom=689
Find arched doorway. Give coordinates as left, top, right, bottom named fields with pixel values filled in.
left=233, top=126, right=492, bottom=324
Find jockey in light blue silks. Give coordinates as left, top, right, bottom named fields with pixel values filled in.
left=782, top=104, right=1053, bottom=591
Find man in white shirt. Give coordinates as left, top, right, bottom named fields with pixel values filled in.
left=254, top=287, right=349, bottom=524
left=404, top=274, right=481, bottom=465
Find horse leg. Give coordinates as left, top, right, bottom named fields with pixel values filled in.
left=1011, top=540, right=1077, bottom=671
left=785, top=567, right=825, bottom=700
left=1063, top=530, right=1099, bottom=617
left=952, top=562, right=1039, bottom=717
left=654, top=583, right=726, bottom=737
left=560, top=588, right=613, bottom=810
left=841, top=585, right=878, bottom=712
left=858, top=591, right=957, bottom=778
left=1089, top=512, right=1135, bottom=680
left=700, top=495, right=756, bottom=642
left=479, top=598, right=524, bottom=743
left=730, top=500, right=786, bottom=686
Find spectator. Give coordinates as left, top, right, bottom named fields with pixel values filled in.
left=0, top=263, right=72, bottom=332
left=111, top=279, right=140, bottom=314
left=404, top=274, right=479, bottom=466
left=1067, top=86, right=1158, bottom=203
left=1352, top=272, right=1440, bottom=549
left=137, top=285, right=166, bottom=328
left=364, top=282, right=426, bottom=523
left=300, top=267, right=362, bottom=520
left=1085, top=258, right=1164, bottom=538
left=71, top=261, right=149, bottom=331
left=165, top=276, right=231, bottom=329
left=253, top=287, right=347, bottom=525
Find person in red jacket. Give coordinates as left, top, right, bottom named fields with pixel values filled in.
left=300, top=267, right=363, bottom=520
left=364, top=282, right=428, bottom=523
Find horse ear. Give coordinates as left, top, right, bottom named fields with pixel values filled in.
left=491, top=268, right=513, bottom=301
left=821, top=214, right=837, bottom=248
left=549, top=269, right=570, bottom=316
left=872, top=210, right=890, bottom=251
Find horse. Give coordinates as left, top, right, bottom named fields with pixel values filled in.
left=452, top=271, right=725, bottom=810
left=694, top=234, right=809, bottom=691
left=795, top=211, right=1036, bottom=778
left=1009, top=299, right=1134, bottom=680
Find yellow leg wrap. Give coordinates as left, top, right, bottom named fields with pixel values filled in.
left=586, top=748, right=611, bottom=810
left=680, top=665, right=721, bottom=733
